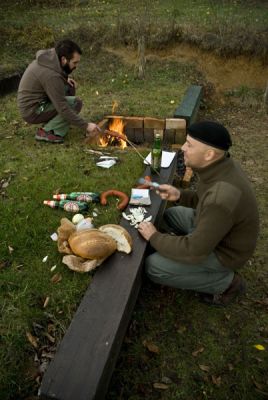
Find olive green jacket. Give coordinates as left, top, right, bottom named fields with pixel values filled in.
left=150, top=155, right=259, bottom=269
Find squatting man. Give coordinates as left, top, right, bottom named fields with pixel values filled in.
left=17, top=39, right=101, bottom=143
left=138, top=121, right=259, bottom=306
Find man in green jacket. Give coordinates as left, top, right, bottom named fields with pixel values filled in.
left=17, top=39, right=100, bottom=143
left=138, top=121, right=259, bottom=306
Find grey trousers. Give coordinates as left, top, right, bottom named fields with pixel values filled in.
left=145, top=206, right=234, bottom=295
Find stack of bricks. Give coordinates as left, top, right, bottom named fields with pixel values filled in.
left=102, top=116, right=186, bottom=145
left=98, top=115, right=193, bottom=187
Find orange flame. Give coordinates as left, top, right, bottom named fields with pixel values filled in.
left=99, top=118, right=127, bottom=149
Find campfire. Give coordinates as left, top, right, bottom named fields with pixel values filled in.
left=99, top=118, right=128, bottom=149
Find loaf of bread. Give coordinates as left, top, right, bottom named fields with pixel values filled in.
left=68, top=229, right=117, bottom=259
left=98, top=224, right=133, bottom=254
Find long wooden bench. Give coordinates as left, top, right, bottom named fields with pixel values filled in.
left=39, top=159, right=177, bottom=400
left=174, top=85, right=203, bottom=126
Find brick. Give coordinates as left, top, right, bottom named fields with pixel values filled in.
left=165, top=118, right=186, bottom=130
left=163, top=129, right=175, bottom=145
left=144, top=128, right=154, bottom=144
left=174, top=129, right=186, bottom=145
left=144, top=117, right=165, bottom=130
left=124, top=116, right=144, bottom=128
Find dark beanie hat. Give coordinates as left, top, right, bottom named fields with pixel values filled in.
left=187, top=121, right=232, bottom=151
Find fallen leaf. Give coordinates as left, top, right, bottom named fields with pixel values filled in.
left=161, top=376, right=172, bottom=384
left=224, top=313, right=231, bottom=320
left=253, top=380, right=265, bottom=390
left=176, top=325, right=187, bottom=334
left=192, top=347, right=204, bottom=357
left=254, top=344, right=265, bottom=351
left=228, top=363, right=234, bottom=371
left=42, top=256, right=48, bottom=263
left=50, top=265, right=57, bottom=272
left=51, top=273, right=62, bottom=284
left=143, top=340, right=160, bottom=354
left=43, top=297, right=50, bottom=308
left=44, top=332, right=55, bottom=343
left=26, top=332, right=38, bottom=349
left=153, top=383, right=169, bottom=390
left=199, top=364, right=210, bottom=372
left=2, top=181, right=9, bottom=188
left=211, top=375, right=221, bottom=386
left=8, top=245, right=14, bottom=254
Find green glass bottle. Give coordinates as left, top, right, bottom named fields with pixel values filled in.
left=150, top=132, right=162, bottom=174
left=53, top=192, right=100, bottom=203
left=43, top=200, right=88, bottom=212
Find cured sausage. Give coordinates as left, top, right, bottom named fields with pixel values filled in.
left=100, top=190, right=129, bottom=210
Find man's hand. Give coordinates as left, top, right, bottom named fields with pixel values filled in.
left=155, top=184, right=181, bottom=202
left=67, top=77, right=77, bottom=88
left=86, top=123, right=102, bottom=138
left=138, top=221, right=157, bottom=241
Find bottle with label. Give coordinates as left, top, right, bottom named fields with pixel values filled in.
left=43, top=200, right=88, bottom=213
left=150, top=132, right=162, bottom=174
left=53, top=192, right=100, bottom=203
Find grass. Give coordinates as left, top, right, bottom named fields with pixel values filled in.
left=0, top=0, right=268, bottom=77
left=0, top=50, right=190, bottom=398
left=0, top=1, right=268, bottom=399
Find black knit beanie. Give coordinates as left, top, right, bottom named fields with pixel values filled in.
left=187, top=121, right=232, bottom=151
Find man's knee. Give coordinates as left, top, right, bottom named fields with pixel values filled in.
left=74, top=97, right=83, bottom=114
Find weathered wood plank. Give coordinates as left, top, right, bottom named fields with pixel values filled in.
left=39, top=158, right=177, bottom=400
left=174, top=85, right=203, bottom=126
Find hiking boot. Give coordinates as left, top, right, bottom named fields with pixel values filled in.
left=35, top=128, right=64, bottom=143
left=200, top=274, right=246, bottom=307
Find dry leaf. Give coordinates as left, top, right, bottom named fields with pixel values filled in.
left=228, top=363, right=234, bottom=371
left=176, top=325, right=187, bottom=334
left=8, top=245, right=14, bottom=254
left=192, top=347, right=204, bottom=357
left=2, top=181, right=9, bottom=188
left=199, top=364, right=210, bottom=372
left=211, top=375, right=221, bottom=386
left=26, top=332, right=38, bottom=349
left=224, top=313, right=231, bottom=320
left=143, top=340, right=160, bottom=354
left=153, top=383, right=169, bottom=390
left=51, top=273, right=62, bottom=284
left=44, top=332, right=55, bottom=343
left=43, top=296, right=50, bottom=308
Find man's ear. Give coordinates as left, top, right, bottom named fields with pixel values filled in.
left=204, top=148, right=215, bottom=161
left=60, top=56, right=67, bottom=66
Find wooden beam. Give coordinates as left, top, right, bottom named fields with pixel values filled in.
left=39, top=159, right=177, bottom=400
left=174, top=85, right=203, bottom=126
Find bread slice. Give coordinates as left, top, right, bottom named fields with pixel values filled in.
left=99, top=224, right=133, bottom=254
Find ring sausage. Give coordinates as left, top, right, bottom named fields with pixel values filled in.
left=100, top=190, right=129, bottom=210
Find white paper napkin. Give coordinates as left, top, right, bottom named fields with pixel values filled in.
left=144, top=151, right=176, bottom=168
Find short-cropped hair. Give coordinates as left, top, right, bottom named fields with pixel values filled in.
left=55, top=39, right=82, bottom=61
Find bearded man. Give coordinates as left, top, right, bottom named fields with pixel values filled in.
left=18, top=39, right=100, bottom=143
left=138, top=121, right=259, bottom=306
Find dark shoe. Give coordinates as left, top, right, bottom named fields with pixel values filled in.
left=200, top=274, right=246, bottom=307
left=35, top=128, right=64, bottom=143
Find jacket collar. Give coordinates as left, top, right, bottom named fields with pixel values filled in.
left=194, top=153, right=232, bottom=183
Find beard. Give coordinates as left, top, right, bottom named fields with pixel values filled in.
left=62, top=62, right=74, bottom=75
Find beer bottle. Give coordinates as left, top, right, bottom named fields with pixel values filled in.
left=43, top=200, right=88, bottom=212
left=53, top=192, right=100, bottom=203
left=150, top=132, right=162, bottom=174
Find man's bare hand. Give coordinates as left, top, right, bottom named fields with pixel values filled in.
left=155, top=184, right=180, bottom=202
left=138, top=221, right=157, bottom=241
left=67, top=77, right=77, bottom=88
left=86, top=123, right=102, bottom=138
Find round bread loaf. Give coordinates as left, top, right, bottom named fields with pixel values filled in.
left=68, top=229, right=117, bottom=259
left=98, top=224, right=133, bottom=254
